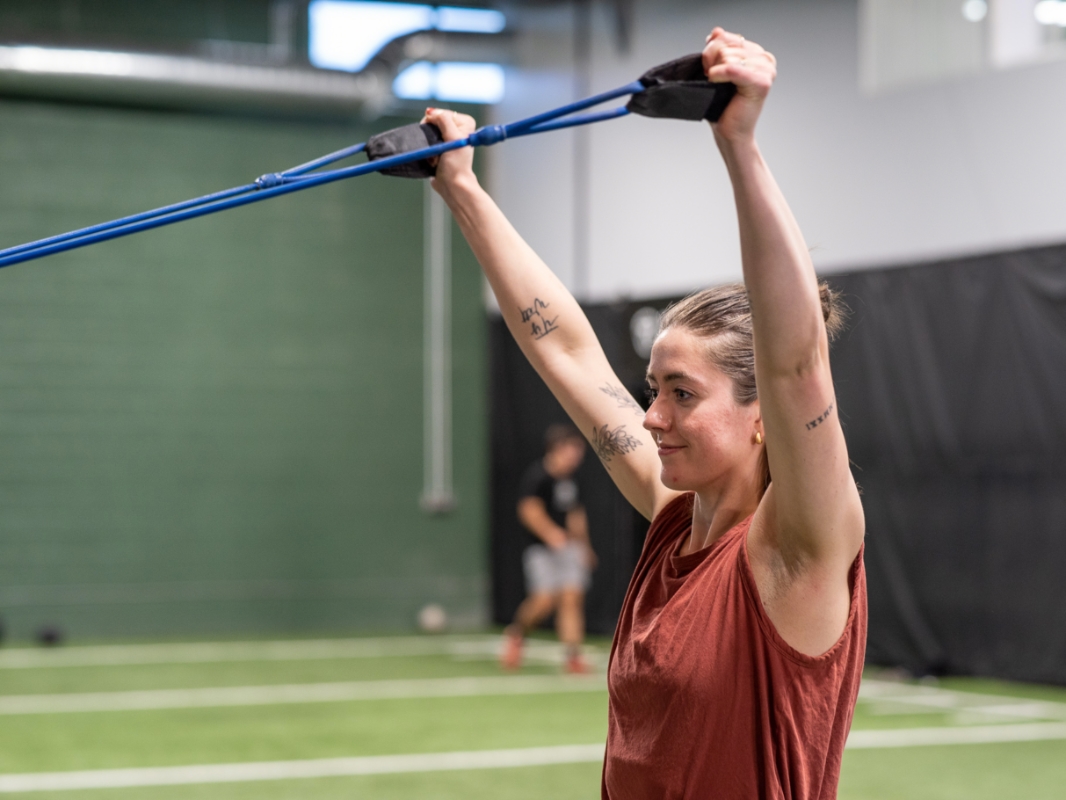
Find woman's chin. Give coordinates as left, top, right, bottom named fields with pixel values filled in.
left=659, top=469, right=695, bottom=492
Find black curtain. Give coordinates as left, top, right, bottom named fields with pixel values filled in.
left=489, top=243, right=1066, bottom=684
left=828, top=244, right=1066, bottom=684
left=489, top=302, right=664, bottom=636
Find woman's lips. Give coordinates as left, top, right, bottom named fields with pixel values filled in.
left=657, top=444, right=684, bottom=457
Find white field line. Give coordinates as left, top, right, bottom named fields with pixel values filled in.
left=4, top=723, right=1066, bottom=793
left=858, top=679, right=1066, bottom=723
left=0, top=674, right=606, bottom=715
left=846, top=722, right=1066, bottom=749
left=0, top=744, right=607, bottom=793
left=0, top=637, right=492, bottom=669
left=0, top=636, right=581, bottom=670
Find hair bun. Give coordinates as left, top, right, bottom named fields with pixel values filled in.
left=819, top=282, right=847, bottom=341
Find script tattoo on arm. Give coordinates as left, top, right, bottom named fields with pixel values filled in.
left=590, top=423, right=643, bottom=469
left=518, top=298, right=560, bottom=341
left=805, top=402, right=835, bottom=431
left=599, top=383, right=644, bottom=416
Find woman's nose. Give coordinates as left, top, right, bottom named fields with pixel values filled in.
left=643, top=399, right=665, bottom=432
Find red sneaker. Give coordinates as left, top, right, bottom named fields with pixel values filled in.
left=565, top=653, right=592, bottom=674
left=500, top=633, right=524, bottom=670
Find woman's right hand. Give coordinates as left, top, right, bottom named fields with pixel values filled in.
left=423, top=107, right=479, bottom=200
left=702, top=28, right=777, bottom=147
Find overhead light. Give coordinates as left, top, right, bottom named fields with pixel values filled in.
left=434, top=61, right=504, bottom=102
left=961, top=0, right=987, bottom=23
left=1035, top=0, right=1066, bottom=26
left=309, top=1, right=506, bottom=73
left=0, top=46, right=137, bottom=77
left=435, top=6, right=505, bottom=34
left=393, top=60, right=436, bottom=98
left=393, top=60, right=504, bottom=103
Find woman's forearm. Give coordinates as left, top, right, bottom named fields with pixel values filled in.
left=439, top=174, right=603, bottom=373
left=422, top=108, right=666, bottom=522
left=717, top=136, right=827, bottom=375
left=699, top=30, right=824, bottom=376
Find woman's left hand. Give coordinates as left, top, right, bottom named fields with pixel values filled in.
left=702, top=28, right=777, bottom=145
left=422, top=107, right=479, bottom=202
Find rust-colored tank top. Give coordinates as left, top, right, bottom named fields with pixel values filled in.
left=603, top=493, right=866, bottom=800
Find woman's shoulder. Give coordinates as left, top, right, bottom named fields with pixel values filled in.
left=625, top=492, right=694, bottom=580
left=647, top=492, right=694, bottom=543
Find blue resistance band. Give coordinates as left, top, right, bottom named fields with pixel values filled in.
left=0, top=54, right=733, bottom=269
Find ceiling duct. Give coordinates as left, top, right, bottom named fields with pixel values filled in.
left=0, top=44, right=392, bottom=116
left=369, top=29, right=514, bottom=74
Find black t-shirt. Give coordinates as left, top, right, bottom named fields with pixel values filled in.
left=517, top=461, right=582, bottom=549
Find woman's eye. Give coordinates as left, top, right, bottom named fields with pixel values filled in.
left=644, top=388, right=658, bottom=402
left=675, top=389, right=691, bottom=401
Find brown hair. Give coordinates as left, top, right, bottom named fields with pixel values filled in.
left=657, top=282, right=845, bottom=406
left=657, top=282, right=845, bottom=491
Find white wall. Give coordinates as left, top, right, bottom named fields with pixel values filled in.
left=486, top=0, right=1066, bottom=303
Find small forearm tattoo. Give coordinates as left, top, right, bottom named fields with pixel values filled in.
left=590, top=423, right=643, bottom=468
left=518, top=298, right=559, bottom=341
left=806, top=402, right=835, bottom=431
left=600, top=383, right=644, bottom=416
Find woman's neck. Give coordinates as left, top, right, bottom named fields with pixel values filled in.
left=684, top=478, right=762, bottom=557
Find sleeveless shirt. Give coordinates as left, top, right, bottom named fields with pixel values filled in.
left=602, top=493, right=866, bottom=800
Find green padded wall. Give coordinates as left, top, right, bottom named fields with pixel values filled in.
left=0, top=99, right=487, bottom=640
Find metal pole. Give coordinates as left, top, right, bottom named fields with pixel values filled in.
left=573, top=0, right=593, bottom=300
left=421, top=181, right=456, bottom=513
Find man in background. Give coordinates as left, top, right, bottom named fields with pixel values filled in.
left=501, top=424, right=597, bottom=674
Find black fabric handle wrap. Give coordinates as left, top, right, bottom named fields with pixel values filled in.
left=626, top=54, right=736, bottom=122
left=365, top=55, right=733, bottom=181
left=366, top=122, right=445, bottom=178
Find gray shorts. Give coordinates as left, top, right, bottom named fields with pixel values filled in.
left=523, top=542, right=591, bottom=594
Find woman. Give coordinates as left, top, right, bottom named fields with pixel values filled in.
left=427, top=27, right=866, bottom=800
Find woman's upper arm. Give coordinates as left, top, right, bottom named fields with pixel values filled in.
left=756, top=341, right=864, bottom=570
left=539, top=351, right=678, bottom=522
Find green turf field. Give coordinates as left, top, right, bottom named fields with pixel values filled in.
left=0, top=635, right=1064, bottom=798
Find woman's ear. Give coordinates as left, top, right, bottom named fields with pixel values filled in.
left=751, top=404, right=765, bottom=446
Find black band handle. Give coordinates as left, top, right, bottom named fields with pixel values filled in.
left=626, top=54, right=736, bottom=122
left=366, top=122, right=445, bottom=178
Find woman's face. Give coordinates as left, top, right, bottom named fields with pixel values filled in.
left=643, top=327, right=761, bottom=493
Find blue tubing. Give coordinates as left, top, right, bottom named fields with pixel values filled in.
left=0, top=78, right=649, bottom=269
left=503, top=80, right=644, bottom=135
left=282, top=142, right=368, bottom=177
left=0, top=140, right=471, bottom=268
left=516, top=106, right=631, bottom=137
left=0, top=184, right=256, bottom=261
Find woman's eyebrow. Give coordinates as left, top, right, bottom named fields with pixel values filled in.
left=645, top=371, right=692, bottom=384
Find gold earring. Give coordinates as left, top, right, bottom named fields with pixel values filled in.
left=755, top=431, right=763, bottom=445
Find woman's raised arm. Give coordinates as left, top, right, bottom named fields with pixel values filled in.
left=425, top=108, right=675, bottom=520
left=703, top=30, right=864, bottom=575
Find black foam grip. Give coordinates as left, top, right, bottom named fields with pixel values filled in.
left=625, top=53, right=736, bottom=122
left=366, top=122, right=445, bottom=178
